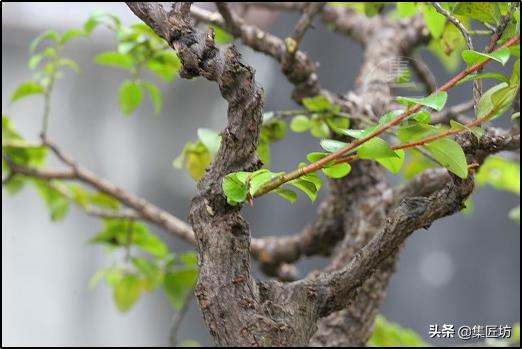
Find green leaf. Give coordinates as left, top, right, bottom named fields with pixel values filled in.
left=396, top=91, right=448, bottom=111
left=364, top=2, right=387, bottom=16
left=59, top=58, right=80, bottom=73
left=449, top=120, right=467, bottom=131
left=453, top=2, right=501, bottom=25
left=398, top=121, right=440, bottom=142
left=2, top=115, right=22, bottom=141
left=511, top=59, right=520, bottom=86
left=68, top=184, right=90, bottom=207
left=197, top=128, right=221, bottom=155
left=290, top=178, right=318, bottom=202
left=173, top=141, right=212, bottom=180
left=477, top=82, right=518, bottom=120
left=335, top=126, right=376, bottom=139
left=379, top=110, right=405, bottom=125
left=164, top=269, right=197, bottom=310
left=84, top=11, right=121, bottom=33
left=449, top=120, right=484, bottom=140
left=477, top=156, right=519, bottom=194
left=457, top=72, right=510, bottom=85
left=10, top=81, right=44, bottom=103
left=211, top=25, right=233, bottom=44
left=90, top=220, right=167, bottom=257
left=3, top=145, right=48, bottom=170
left=404, top=149, right=437, bottom=179
left=424, top=138, right=468, bottom=178
left=377, top=149, right=405, bottom=174
left=114, top=274, right=143, bottom=313
left=290, top=115, right=311, bottom=132
left=88, top=269, right=108, bottom=289
left=301, top=171, right=322, bottom=192
left=320, top=139, right=349, bottom=153
left=132, top=223, right=168, bottom=258
left=132, top=257, right=162, bottom=290
left=132, top=256, right=160, bottom=276
left=94, top=51, right=133, bottom=70
left=306, top=152, right=329, bottom=163
left=42, top=46, right=57, bottom=58
left=369, top=315, right=429, bottom=347
left=413, top=111, right=431, bottom=124
left=322, top=163, right=351, bottom=178
left=396, top=2, right=417, bottom=16
left=461, top=48, right=511, bottom=67
left=428, top=22, right=466, bottom=73
left=310, top=118, right=330, bottom=138
left=421, top=4, right=446, bottom=39
left=28, top=54, right=44, bottom=70
left=261, top=119, right=287, bottom=142
left=512, top=112, right=520, bottom=120
left=60, top=28, right=86, bottom=45
left=357, top=137, right=398, bottom=160
left=88, top=266, right=126, bottom=289
left=179, top=251, right=199, bottom=267
left=146, top=51, right=181, bottom=82
left=105, top=267, right=124, bottom=287
left=249, top=171, right=277, bottom=196
left=222, top=173, right=249, bottom=206
left=29, top=30, right=59, bottom=54
left=142, top=82, right=162, bottom=114
left=274, top=188, right=298, bottom=203
left=490, top=84, right=520, bottom=120
left=89, top=192, right=120, bottom=209
left=326, top=115, right=350, bottom=132
left=119, top=80, right=143, bottom=116
left=302, top=96, right=333, bottom=112
left=258, top=140, right=271, bottom=167
left=35, top=181, right=70, bottom=221
left=4, top=175, right=26, bottom=195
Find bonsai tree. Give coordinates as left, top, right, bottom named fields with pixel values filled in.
left=3, top=2, right=520, bottom=346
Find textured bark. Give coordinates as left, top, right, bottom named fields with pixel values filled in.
left=1, top=3, right=519, bottom=347
left=190, top=4, right=321, bottom=101
left=122, top=3, right=519, bottom=347
left=127, top=3, right=321, bottom=346
left=310, top=12, right=429, bottom=347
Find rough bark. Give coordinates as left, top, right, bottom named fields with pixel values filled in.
left=127, top=3, right=321, bottom=346
left=1, top=2, right=519, bottom=347
left=123, top=3, right=519, bottom=347
left=310, top=12, right=429, bottom=347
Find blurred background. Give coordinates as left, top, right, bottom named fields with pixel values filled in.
left=2, top=2, right=520, bottom=347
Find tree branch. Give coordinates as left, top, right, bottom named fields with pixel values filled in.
left=410, top=53, right=437, bottom=94
left=3, top=154, right=196, bottom=243
left=3, top=145, right=304, bottom=280
left=281, top=2, right=325, bottom=70
left=190, top=4, right=321, bottom=101
left=432, top=2, right=481, bottom=111
left=254, top=34, right=520, bottom=198
left=432, top=99, right=474, bottom=124
left=308, top=123, right=520, bottom=318
left=128, top=3, right=321, bottom=346
left=311, top=174, right=474, bottom=317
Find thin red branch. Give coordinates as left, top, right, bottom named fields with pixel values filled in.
left=253, top=34, right=520, bottom=197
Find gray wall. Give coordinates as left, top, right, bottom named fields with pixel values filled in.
left=2, top=3, right=519, bottom=347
